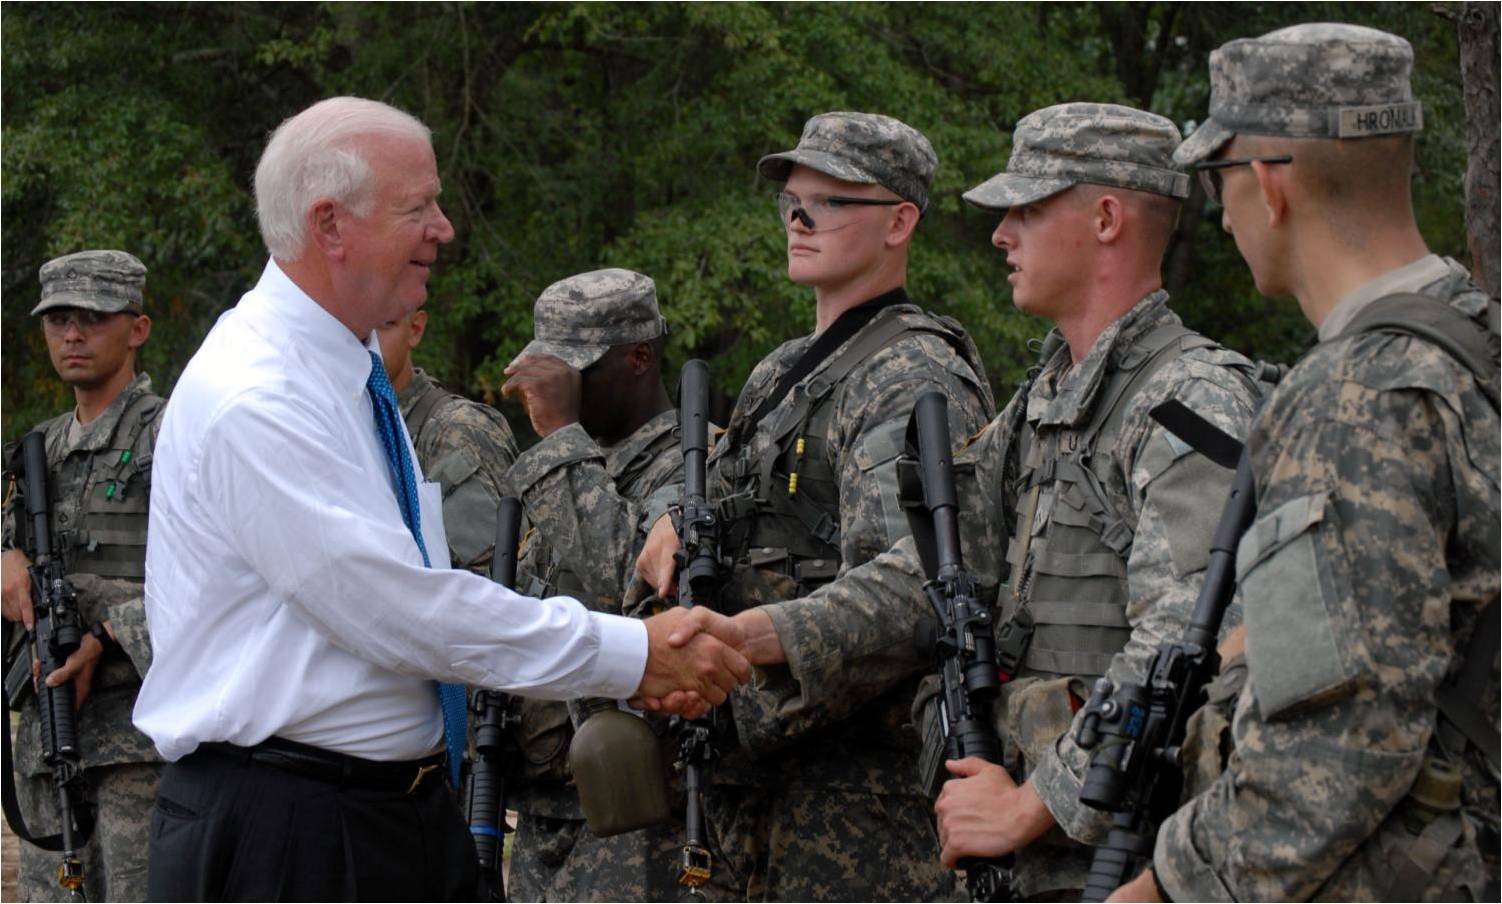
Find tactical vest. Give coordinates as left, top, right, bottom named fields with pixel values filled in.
left=58, top=390, right=162, bottom=581
left=1001, top=322, right=1259, bottom=680
left=716, top=309, right=986, bottom=598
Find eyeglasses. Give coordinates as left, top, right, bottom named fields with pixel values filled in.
left=775, top=191, right=902, bottom=231
left=40, top=308, right=132, bottom=335
left=1193, top=155, right=1293, bottom=205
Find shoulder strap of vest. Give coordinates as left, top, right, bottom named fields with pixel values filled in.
left=107, top=389, right=163, bottom=454
left=1436, top=599, right=1500, bottom=772
left=404, top=381, right=459, bottom=448
left=1342, top=292, right=1501, bottom=410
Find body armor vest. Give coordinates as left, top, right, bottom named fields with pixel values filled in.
left=1002, top=323, right=1229, bottom=680
left=717, top=309, right=981, bottom=599
left=56, top=390, right=162, bottom=581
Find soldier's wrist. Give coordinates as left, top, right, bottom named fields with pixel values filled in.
left=88, top=620, right=118, bottom=653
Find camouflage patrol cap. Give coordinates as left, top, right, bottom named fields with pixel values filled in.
left=1175, top=23, right=1422, bottom=166
left=963, top=103, right=1190, bottom=213
left=757, top=112, right=937, bottom=212
left=518, top=268, right=666, bottom=371
left=33, top=250, right=147, bottom=316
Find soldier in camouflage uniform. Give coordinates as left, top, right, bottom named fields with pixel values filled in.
left=635, top=112, right=995, bottom=901
left=376, top=309, right=518, bottom=575
left=1, top=250, right=165, bottom=902
left=498, top=269, right=687, bottom=902
left=1116, top=24, right=1501, bottom=903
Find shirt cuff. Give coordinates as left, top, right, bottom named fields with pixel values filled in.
left=1029, top=739, right=1109, bottom=844
left=585, top=612, right=649, bottom=699
left=1153, top=802, right=1235, bottom=903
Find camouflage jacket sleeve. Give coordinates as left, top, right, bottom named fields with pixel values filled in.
left=760, top=330, right=994, bottom=719
left=1154, top=336, right=1501, bottom=901
left=1029, top=354, right=1259, bottom=843
left=416, top=398, right=519, bottom=575
left=505, top=422, right=679, bottom=610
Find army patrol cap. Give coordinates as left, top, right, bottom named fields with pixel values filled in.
left=1175, top=23, right=1422, bottom=166
left=518, top=268, right=667, bottom=371
left=757, top=112, right=938, bottom=213
left=33, top=250, right=147, bottom=316
left=964, top=103, right=1190, bottom=213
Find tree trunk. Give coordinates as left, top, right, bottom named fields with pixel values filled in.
left=1459, top=1, right=1500, bottom=297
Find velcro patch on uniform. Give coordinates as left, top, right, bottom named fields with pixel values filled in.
left=1239, top=492, right=1359, bottom=720
left=1336, top=102, right=1422, bottom=138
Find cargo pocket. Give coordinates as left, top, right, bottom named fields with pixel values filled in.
left=1239, top=492, right=1362, bottom=721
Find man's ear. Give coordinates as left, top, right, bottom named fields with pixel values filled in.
left=1093, top=194, right=1125, bottom=244
left=307, top=198, right=344, bottom=259
left=627, top=341, right=654, bottom=375
left=128, top=313, right=152, bottom=351
left=1250, top=160, right=1288, bottom=229
left=408, top=310, right=428, bottom=349
left=885, top=201, right=922, bottom=247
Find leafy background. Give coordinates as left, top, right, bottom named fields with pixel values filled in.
left=1, top=2, right=1479, bottom=442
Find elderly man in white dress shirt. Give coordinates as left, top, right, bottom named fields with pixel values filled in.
left=133, top=96, right=749, bottom=901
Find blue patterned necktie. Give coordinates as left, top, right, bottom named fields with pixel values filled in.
left=367, top=351, right=467, bottom=787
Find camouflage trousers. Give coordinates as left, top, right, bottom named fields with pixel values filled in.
left=509, top=811, right=688, bottom=902
left=16, top=761, right=163, bottom=902
left=697, top=785, right=964, bottom=902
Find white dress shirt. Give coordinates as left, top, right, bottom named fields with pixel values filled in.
left=134, top=260, right=647, bottom=762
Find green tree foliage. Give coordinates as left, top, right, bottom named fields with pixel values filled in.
left=2, top=2, right=1475, bottom=440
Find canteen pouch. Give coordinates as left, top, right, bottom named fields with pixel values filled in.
left=569, top=698, right=671, bottom=837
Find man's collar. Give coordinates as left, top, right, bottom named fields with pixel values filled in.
left=1030, top=289, right=1173, bottom=427
left=248, top=258, right=375, bottom=401
left=61, top=372, right=153, bottom=455
left=605, top=407, right=678, bottom=475
left=1318, top=254, right=1450, bottom=342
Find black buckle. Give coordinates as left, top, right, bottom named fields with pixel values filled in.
left=995, top=610, right=1035, bottom=681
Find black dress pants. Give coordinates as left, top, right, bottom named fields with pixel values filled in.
left=148, top=742, right=478, bottom=901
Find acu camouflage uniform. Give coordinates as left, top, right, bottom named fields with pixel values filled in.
left=501, top=269, right=687, bottom=903
left=1157, top=24, right=1501, bottom=902
left=397, top=366, right=518, bottom=575
left=6, top=250, right=165, bottom=903
left=689, top=112, right=994, bottom=903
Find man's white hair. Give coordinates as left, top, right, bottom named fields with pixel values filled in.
left=254, top=96, right=431, bottom=262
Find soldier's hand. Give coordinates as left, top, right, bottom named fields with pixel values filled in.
left=636, top=513, right=682, bottom=599
left=635, top=606, right=750, bottom=707
left=501, top=354, right=582, bottom=438
left=727, top=607, right=786, bottom=666
left=1106, top=868, right=1163, bottom=902
left=1, top=548, right=34, bottom=629
left=935, top=759, right=1055, bottom=866
left=1218, top=624, right=1246, bottom=662
left=43, top=623, right=110, bottom=710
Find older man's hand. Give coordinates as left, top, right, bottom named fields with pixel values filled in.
left=634, top=606, right=750, bottom=713
left=501, top=353, right=583, bottom=439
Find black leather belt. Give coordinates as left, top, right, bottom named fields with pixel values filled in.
left=199, top=736, right=446, bottom=794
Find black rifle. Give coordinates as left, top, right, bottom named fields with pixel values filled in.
left=906, top=392, right=1012, bottom=902
left=672, top=358, right=724, bottom=892
left=464, top=496, right=524, bottom=902
left=1073, top=401, right=1255, bottom=902
left=1, top=430, right=93, bottom=902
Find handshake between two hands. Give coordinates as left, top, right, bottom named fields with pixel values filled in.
left=628, top=605, right=785, bottom=721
